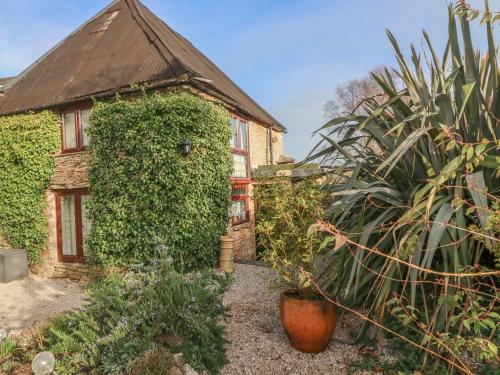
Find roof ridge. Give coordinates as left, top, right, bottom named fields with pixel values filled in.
left=125, top=0, right=187, bottom=76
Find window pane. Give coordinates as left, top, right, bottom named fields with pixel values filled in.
left=232, top=153, right=248, bottom=178
left=81, top=195, right=91, bottom=256
left=63, top=112, right=77, bottom=149
left=230, top=117, right=238, bottom=148
left=80, top=109, right=90, bottom=147
left=239, top=121, right=248, bottom=150
left=231, top=185, right=247, bottom=196
left=61, top=195, right=77, bottom=256
left=231, top=200, right=247, bottom=223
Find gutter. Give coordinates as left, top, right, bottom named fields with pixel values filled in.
left=0, top=77, right=283, bottom=132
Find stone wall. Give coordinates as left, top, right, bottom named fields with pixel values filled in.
left=248, top=123, right=284, bottom=168
left=42, top=152, right=91, bottom=279
left=50, top=151, right=90, bottom=189
left=40, top=96, right=284, bottom=276
left=228, top=184, right=256, bottom=259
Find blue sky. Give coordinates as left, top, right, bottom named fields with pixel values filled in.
left=0, top=0, right=495, bottom=159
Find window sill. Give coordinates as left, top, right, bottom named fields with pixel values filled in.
left=231, top=221, right=251, bottom=230
left=55, top=149, right=89, bottom=157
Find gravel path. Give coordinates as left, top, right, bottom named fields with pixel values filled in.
left=0, top=275, right=87, bottom=337
left=221, top=263, right=375, bottom=375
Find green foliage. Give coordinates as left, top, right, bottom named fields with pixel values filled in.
left=307, top=4, right=499, bottom=372
left=0, top=337, right=18, bottom=368
left=347, top=340, right=450, bottom=375
left=255, top=180, right=327, bottom=297
left=124, top=345, right=173, bottom=375
left=0, top=111, right=60, bottom=263
left=40, top=259, right=229, bottom=374
left=87, top=92, right=232, bottom=270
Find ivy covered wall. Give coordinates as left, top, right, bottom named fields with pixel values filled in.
left=0, top=111, right=60, bottom=264
left=87, top=92, right=232, bottom=270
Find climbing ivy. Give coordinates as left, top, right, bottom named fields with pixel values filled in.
left=87, top=92, right=232, bottom=270
left=0, top=111, right=60, bottom=264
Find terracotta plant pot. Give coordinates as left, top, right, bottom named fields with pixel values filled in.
left=280, top=290, right=336, bottom=353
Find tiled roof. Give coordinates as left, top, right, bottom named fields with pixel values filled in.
left=0, top=0, right=285, bottom=131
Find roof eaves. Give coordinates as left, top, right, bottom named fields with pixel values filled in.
left=187, top=77, right=286, bottom=132
left=173, top=31, right=287, bottom=132
left=0, top=76, right=190, bottom=116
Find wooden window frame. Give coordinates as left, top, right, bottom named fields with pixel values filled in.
left=61, top=106, right=91, bottom=153
left=54, top=189, right=90, bottom=263
left=231, top=184, right=250, bottom=225
left=230, top=114, right=251, bottom=183
left=230, top=114, right=251, bottom=226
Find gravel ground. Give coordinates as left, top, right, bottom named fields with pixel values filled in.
left=0, top=275, right=87, bottom=337
left=221, top=263, right=380, bottom=375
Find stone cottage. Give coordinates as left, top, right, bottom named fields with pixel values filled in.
left=0, top=0, right=286, bottom=277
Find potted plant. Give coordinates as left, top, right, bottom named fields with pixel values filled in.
left=255, top=179, right=335, bottom=353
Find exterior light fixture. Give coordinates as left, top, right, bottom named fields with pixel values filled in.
left=182, top=139, right=192, bottom=156
left=32, top=351, right=56, bottom=375
left=0, top=328, right=7, bottom=342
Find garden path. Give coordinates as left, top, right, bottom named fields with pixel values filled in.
left=221, top=263, right=380, bottom=375
left=0, top=275, right=86, bottom=338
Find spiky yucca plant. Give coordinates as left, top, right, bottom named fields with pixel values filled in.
left=308, top=4, right=499, bottom=373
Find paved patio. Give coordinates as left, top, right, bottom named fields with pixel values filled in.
left=0, top=275, right=87, bottom=338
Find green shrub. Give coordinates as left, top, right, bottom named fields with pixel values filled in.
left=255, top=180, right=328, bottom=297
left=124, top=346, right=173, bottom=375
left=41, top=260, right=229, bottom=374
left=87, top=92, right=232, bottom=270
left=0, top=111, right=60, bottom=263
left=307, top=4, right=499, bottom=373
left=0, top=337, right=18, bottom=367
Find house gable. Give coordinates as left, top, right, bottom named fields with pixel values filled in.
left=0, top=0, right=285, bottom=132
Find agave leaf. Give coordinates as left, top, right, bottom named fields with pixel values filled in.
left=375, top=127, right=432, bottom=177
left=435, top=94, right=455, bottom=126
left=457, top=82, right=476, bottom=121
left=465, top=172, right=492, bottom=248
left=424, top=30, right=445, bottom=91
left=313, top=115, right=359, bottom=134
left=421, top=202, right=454, bottom=273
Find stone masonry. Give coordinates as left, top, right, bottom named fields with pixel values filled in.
left=42, top=105, right=284, bottom=277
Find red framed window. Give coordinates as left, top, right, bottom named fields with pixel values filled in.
left=231, top=184, right=249, bottom=225
left=55, top=190, right=91, bottom=263
left=61, top=108, right=91, bottom=152
left=230, top=115, right=251, bottom=225
left=230, top=115, right=250, bottom=180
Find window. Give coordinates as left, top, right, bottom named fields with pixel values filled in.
left=63, top=112, right=77, bottom=149
left=56, top=190, right=90, bottom=262
left=232, top=154, right=248, bottom=178
left=80, top=109, right=90, bottom=147
left=230, top=115, right=250, bottom=225
left=231, top=116, right=249, bottom=180
left=231, top=185, right=249, bottom=225
left=61, top=109, right=91, bottom=151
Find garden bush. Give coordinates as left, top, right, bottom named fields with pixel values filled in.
left=87, top=92, right=232, bottom=270
left=255, top=180, right=328, bottom=297
left=0, top=111, right=60, bottom=263
left=39, top=259, right=229, bottom=374
left=124, top=346, right=174, bottom=375
left=306, top=4, right=499, bottom=374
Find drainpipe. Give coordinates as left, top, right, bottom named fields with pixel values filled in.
left=268, top=127, right=274, bottom=165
